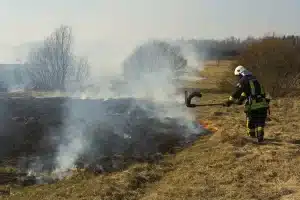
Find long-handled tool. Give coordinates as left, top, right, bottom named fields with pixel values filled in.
left=184, top=89, right=224, bottom=108
left=186, top=103, right=224, bottom=108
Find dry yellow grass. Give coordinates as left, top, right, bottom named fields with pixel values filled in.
left=140, top=97, right=300, bottom=200
left=139, top=61, right=300, bottom=200
left=185, top=60, right=233, bottom=91
left=2, top=60, right=300, bottom=200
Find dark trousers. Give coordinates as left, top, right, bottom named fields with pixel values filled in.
left=246, top=109, right=268, bottom=138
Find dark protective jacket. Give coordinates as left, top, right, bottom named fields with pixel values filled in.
left=228, top=74, right=270, bottom=112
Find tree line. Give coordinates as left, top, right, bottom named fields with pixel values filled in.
left=4, top=24, right=300, bottom=97
left=217, top=34, right=300, bottom=97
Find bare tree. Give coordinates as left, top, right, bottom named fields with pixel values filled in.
left=26, top=25, right=90, bottom=91
left=72, top=56, right=90, bottom=82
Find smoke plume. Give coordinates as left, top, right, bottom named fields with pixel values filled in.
left=0, top=40, right=207, bottom=182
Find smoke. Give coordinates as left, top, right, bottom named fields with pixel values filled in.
left=170, top=40, right=206, bottom=82
left=48, top=40, right=205, bottom=174
left=54, top=125, right=88, bottom=171
left=0, top=40, right=208, bottom=181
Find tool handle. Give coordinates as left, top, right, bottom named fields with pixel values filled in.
left=186, top=103, right=224, bottom=107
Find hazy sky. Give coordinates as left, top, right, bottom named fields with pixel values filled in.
left=0, top=0, right=299, bottom=71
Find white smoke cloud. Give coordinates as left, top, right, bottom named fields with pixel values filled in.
left=0, top=40, right=208, bottom=180
left=49, top=40, right=206, bottom=174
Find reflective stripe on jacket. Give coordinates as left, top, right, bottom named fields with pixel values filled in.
left=228, top=74, right=269, bottom=112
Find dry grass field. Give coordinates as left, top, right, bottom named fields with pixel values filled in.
left=140, top=61, right=300, bottom=200
left=2, top=60, right=300, bottom=200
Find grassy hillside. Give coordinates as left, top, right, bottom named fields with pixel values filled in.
left=140, top=61, right=300, bottom=200
left=2, top=60, right=300, bottom=200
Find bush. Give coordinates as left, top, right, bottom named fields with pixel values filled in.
left=122, top=40, right=187, bottom=80
left=217, top=35, right=300, bottom=97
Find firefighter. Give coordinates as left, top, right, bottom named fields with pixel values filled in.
left=223, top=65, right=270, bottom=142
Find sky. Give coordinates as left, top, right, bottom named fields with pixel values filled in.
left=0, top=0, right=299, bottom=73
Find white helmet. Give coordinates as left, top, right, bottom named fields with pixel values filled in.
left=234, top=65, right=249, bottom=76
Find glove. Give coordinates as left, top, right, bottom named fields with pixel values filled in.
left=236, top=99, right=244, bottom=105
left=223, top=100, right=232, bottom=107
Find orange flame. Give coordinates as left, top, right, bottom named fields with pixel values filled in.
left=197, top=119, right=218, bottom=133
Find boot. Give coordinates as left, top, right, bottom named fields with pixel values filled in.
left=256, top=128, right=264, bottom=143
left=247, top=128, right=256, bottom=138
left=249, top=131, right=256, bottom=138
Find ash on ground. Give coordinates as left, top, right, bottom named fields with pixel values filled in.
left=0, top=96, right=209, bottom=186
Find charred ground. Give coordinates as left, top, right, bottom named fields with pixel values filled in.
left=0, top=95, right=207, bottom=188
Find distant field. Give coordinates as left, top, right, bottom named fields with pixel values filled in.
left=184, top=59, right=233, bottom=91
left=203, top=59, right=233, bottom=67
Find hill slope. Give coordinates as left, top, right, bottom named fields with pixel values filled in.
left=2, top=61, right=300, bottom=200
